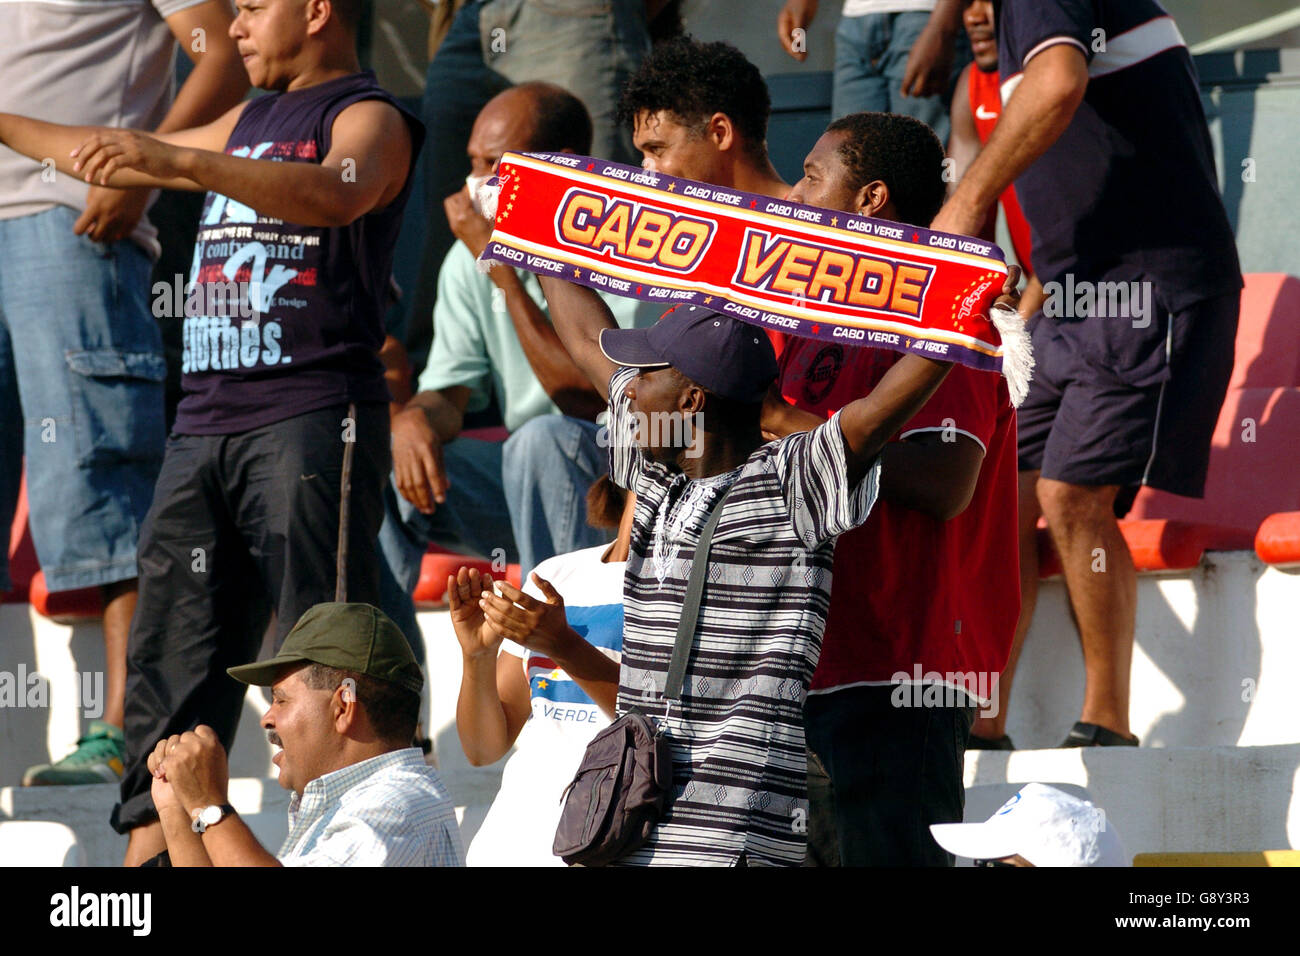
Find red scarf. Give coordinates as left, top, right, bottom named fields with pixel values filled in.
left=480, top=152, right=1031, bottom=404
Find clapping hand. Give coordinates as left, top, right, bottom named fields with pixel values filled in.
left=446, top=566, right=503, bottom=659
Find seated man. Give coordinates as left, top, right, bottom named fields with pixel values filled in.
left=381, top=82, right=656, bottom=645
left=147, top=603, right=464, bottom=866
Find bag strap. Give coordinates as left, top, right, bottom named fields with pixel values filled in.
left=664, top=480, right=736, bottom=703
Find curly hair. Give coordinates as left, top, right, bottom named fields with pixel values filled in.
left=825, top=112, right=947, bottom=226
left=617, top=37, right=771, bottom=157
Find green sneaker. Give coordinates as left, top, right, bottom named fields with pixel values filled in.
left=22, top=721, right=125, bottom=786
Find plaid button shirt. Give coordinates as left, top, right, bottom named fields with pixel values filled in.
left=279, top=748, right=465, bottom=866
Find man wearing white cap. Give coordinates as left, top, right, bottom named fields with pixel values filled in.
left=930, top=783, right=1129, bottom=866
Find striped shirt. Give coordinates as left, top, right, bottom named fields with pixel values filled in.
left=279, top=748, right=465, bottom=866
left=607, top=366, right=880, bottom=865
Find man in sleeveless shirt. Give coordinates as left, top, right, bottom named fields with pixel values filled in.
left=0, top=0, right=424, bottom=863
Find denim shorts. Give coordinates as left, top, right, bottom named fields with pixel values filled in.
left=0, top=206, right=165, bottom=592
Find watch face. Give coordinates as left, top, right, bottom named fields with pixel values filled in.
left=200, top=805, right=223, bottom=825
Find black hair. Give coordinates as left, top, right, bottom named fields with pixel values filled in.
left=516, top=82, right=594, bottom=155
left=586, top=474, right=628, bottom=530
left=299, top=662, right=420, bottom=745
left=825, top=112, right=947, bottom=226
left=617, top=37, right=771, bottom=158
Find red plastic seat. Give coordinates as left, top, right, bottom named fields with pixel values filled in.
left=28, top=570, right=103, bottom=621
left=1035, top=519, right=1251, bottom=578
left=4, top=475, right=38, bottom=604
left=1039, top=274, right=1300, bottom=576
left=6, top=475, right=103, bottom=617
left=413, top=548, right=522, bottom=605
left=1127, top=387, right=1300, bottom=544
left=1255, top=512, right=1300, bottom=566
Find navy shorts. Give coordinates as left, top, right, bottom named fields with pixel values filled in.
left=1017, top=289, right=1239, bottom=515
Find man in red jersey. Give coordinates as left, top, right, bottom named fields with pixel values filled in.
left=764, top=111, right=1020, bottom=866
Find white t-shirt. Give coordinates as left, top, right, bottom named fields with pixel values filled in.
left=842, top=0, right=935, bottom=17
left=465, top=544, right=625, bottom=867
left=0, top=0, right=208, bottom=256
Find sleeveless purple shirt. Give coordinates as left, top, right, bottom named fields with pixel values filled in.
left=174, top=70, right=423, bottom=434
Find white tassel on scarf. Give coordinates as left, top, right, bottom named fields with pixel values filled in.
left=989, top=302, right=1034, bottom=407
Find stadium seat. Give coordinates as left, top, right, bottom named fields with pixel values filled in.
left=0, top=821, right=85, bottom=867
left=1225, top=274, right=1300, bottom=390
left=1255, top=512, right=1300, bottom=566
left=1126, top=387, right=1300, bottom=546
left=3, top=476, right=37, bottom=604
left=406, top=425, right=524, bottom=604
left=28, top=570, right=104, bottom=621
left=414, top=547, right=523, bottom=605
left=5, top=474, right=104, bottom=617
left=1039, top=275, right=1300, bottom=577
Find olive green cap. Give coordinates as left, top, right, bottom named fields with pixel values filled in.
left=227, top=603, right=423, bottom=695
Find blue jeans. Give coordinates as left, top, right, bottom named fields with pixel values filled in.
left=833, top=12, right=969, bottom=143
left=379, top=415, right=611, bottom=648
left=0, top=206, right=164, bottom=592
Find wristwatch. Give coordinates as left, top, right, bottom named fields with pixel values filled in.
left=191, top=803, right=236, bottom=834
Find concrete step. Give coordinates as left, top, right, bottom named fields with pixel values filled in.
left=0, top=778, right=290, bottom=867
left=4, top=744, right=1297, bottom=866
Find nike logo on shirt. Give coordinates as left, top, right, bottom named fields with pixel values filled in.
left=975, top=104, right=999, bottom=121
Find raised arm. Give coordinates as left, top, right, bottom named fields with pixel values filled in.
left=537, top=277, right=622, bottom=402
left=0, top=114, right=213, bottom=191
left=159, top=0, right=250, bottom=135
left=74, top=0, right=250, bottom=240
left=944, top=67, right=997, bottom=241
left=44, top=97, right=412, bottom=227
left=837, top=355, right=953, bottom=488
left=446, top=190, right=606, bottom=420
left=931, top=43, right=1087, bottom=235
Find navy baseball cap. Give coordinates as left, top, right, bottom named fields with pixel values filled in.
left=598, top=306, right=778, bottom=403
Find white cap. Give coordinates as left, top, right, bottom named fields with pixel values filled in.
left=930, top=783, right=1129, bottom=867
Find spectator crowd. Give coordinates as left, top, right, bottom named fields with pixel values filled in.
left=0, top=0, right=1239, bottom=867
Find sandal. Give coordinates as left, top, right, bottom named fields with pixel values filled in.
left=1059, top=721, right=1139, bottom=747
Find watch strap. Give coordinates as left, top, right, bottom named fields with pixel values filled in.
left=191, top=803, right=236, bottom=833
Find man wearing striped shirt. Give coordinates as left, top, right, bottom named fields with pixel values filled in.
left=540, top=281, right=954, bottom=865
